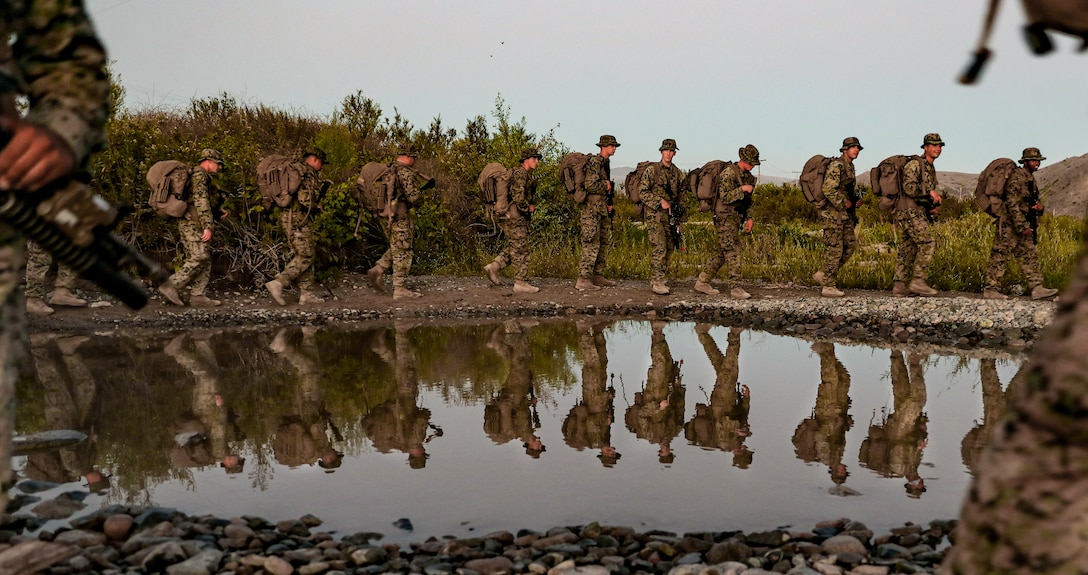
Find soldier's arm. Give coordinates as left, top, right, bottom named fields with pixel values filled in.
left=1004, top=170, right=1032, bottom=234
left=584, top=156, right=608, bottom=195
left=718, top=166, right=745, bottom=206
left=822, top=161, right=846, bottom=209
left=296, top=169, right=318, bottom=210
left=900, top=160, right=924, bottom=199
left=398, top=165, right=422, bottom=206
left=639, top=164, right=664, bottom=208
left=510, top=169, right=530, bottom=214
left=190, top=170, right=215, bottom=232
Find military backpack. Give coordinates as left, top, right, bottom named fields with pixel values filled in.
left=973, top=158, right=1017, bottom=216
left=689, top=160, right=736, bottom=213
left=146, top=160, right=191, bottom=218
left=870, top=155, right=919, bottom=213
left=623, top=161, right=653, bottom=217
left=477, top=162, right=513, bottom=217
left=256, top=155, right=306, bottom=209
left=799, top=155, right=834, bottom=208
left=355, top=161, right=397, bottom=217
left=559, top=152, right=593, bottom=204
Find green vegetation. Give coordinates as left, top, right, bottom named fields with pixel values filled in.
left=94, top=82, right=1084, bottom=292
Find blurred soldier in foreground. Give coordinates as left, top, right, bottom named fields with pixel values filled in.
left=695, top=145, right=759, bottom=299
left=639, top=139, right=685, bottom=296
left=483, top=148, right=542, bottom=294
left=813, top=138, right=862, bottom=298
left=0, top=0, right=110, bottom=512
left=575, top=135, right=619, bottom=292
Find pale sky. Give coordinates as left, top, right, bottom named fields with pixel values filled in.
left=86, top=0, right=1086, bottom=178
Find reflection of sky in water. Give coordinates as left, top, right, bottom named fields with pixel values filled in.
left=14, top=321, right=1022, bottom=543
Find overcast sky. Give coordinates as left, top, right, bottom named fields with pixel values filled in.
left=86, top=0, right=1086, bottom=178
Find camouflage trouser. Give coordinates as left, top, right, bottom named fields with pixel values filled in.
left=0, top=225, right=28, bottom=510
left=892, top=208, right=934, bottom=282
left=169, top=218, right=211, bottom=296
left=645, top=206, right=673, bottom=283
left=578, top=197, right=611, bottom=279
left=985, top=216, right=1043, bottom=290
left=700, top=209, right=743, bottom=284
left=25, top=241, right=76, bottom=298
left=492, top=216, right=530, bottom=281
left=818, top=208, right=857, bottom=286
left=377, top=216, right=414, bottom=288
left=276, top=210, right=314, bottom=290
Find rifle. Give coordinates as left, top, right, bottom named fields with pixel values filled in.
left=667, top=206, right=683, bottom=251
left=846, top=187, right=864, bottom=224
left=606, top=180, right=616, bottom=219
left=914, top=194, right=940, bottom=223
left=1026, top=181, right=1042, bottom=244
left=0, top=133, right=169, bottom=309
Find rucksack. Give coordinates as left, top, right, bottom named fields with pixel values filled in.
left=560, top=152, right=592, bottom=204
left=355, top=161, right=396, bottom=217
left=961, top=0, right=1088, bottom=84
left=477, top=162, right=513, bottom=216
left=257, top=155, right=305, bottom=209
left=973, top=158, right=1017, bottom=215
left=146, top=160, right=191, bottom=218
left=799, top=155, right=833, bottom=208
left=623, top=161, right=653, bottom=217
left=870, top=155, right=918, bottom=213
left=691, top=160, right=733, bottom=213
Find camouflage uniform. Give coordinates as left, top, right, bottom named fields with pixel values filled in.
left=792, top=342, right=852, bottom=483
left=490, top=164, right=534, bottom=281
left=562, top=321, right=618, bottom=465
left=639, top=161, right=684, bottom=283
left=858, top=351, right=928, bottom=495
left=699, top=163, right=753, bottom=285
left=894, top=156, right=938, bottom=283
left=625, top=323, right=685, bottom=461
left=818, top=154, right=858, bottom=287
left=687, top=327, right=752, bottom=468
left=0, top=0, right=109, bottom=509
left=275, top=160, right=321, bottom=291
left=170, top=166, right=215, bottom=296
left=579, top=154, right=612, bottom=279
left=24, top=241, right=77, bottom=298
left=984, top=165, right=1044, bottom=291
left=376, top=160, right=423, bottom=288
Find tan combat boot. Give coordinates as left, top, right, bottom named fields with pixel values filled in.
left=298, top=291, right=325, bottom=305
left=26, top=297, right=54, bottom=315
left=908, top=278, right=938, bottom=297
left=592, top=275, right=616, bottom=287
left=265, top=279, right=287, bottom=306
left=575, top=277, right=600, bottom=291
left=1031, top=285, right=1059, bottom=300
left=513, top=280, right=539, bottom=294
left=812, top=271, right=825, bottom=285
left=190, top=294, right=222, bottom=307
left=367, top=265, right=387, bottom=294
left=484, top=262, right=502, bottom=286
left=821, top=286, right=845, bottom=298
left=694, top=279, right=719, bottom=295
left=892, top=281, right=912, bottom=297
left=982, top=289, right=1007, bottom=300
left=393, top=286, right=422, bottom=300
left=651, top=281, right=670, bottom=295
left=49, top=287, right=87, bottom=307
left=729, top=287, right=751, bottom=300
left=158, top=282, right=185, bottom=306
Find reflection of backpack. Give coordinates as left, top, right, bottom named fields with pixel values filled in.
left=799, top=155, right=833, bottom=208
left=257, top=155, right=305, bottom=209
left=623, top=161, right=653, bottom=217
left=974, top=158, right=1016, bottom=215
left=690, top=160, right=732, bottom=212
left=560, top=152, right=592, bottom=204
left=355, top=162, right=396, bottom=217
left=146, top=160, right=191, bottom=218
left=870, top=155, right=917, bottom=213
left=477, top=162, right=512, bottom=216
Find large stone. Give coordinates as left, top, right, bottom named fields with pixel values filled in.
left=464, top=556, right=515, bottom=575
left=104, top=514, right=135, bottom=540
left=350, top=545, right=388, bottom=565
left=31, top=497, right=85, bottom=519
left=264, top=555, right=294, bottom=575
left=165, top=549, right=224, bottom=575
left=54, top=529, right=107, bottom=547
left=820, top=535, right=866, bottom=556
left=706, top=538, right=753, bottom=564
left=547, top=559, right=609, bottom=575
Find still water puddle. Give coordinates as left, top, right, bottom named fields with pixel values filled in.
left=16, top=320, right=1023, bottom=543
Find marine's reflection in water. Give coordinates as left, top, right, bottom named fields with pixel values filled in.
left=13, top=320, right=1026, bottom=540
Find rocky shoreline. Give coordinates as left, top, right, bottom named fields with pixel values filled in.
left=2, top=490, right=956, bottom=575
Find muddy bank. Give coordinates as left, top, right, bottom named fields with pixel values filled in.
left=30, top=274, right=1055, bottom=352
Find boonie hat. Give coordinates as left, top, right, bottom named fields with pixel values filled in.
left=659, top=139, right=679, bottom=152
left=921, top=133, right=945, bottom=148
left=304, top=148, right=329, bottom=164
left=1019, top=147, right=1046, bottom=163
left=521, top=147, right=543, bottom=161
left=738, top=144, right=761, bottom=166
left=596, top=135, right=621, bottom=148
left=198, top=148, right=225, bottom=166
left=840, top=137, right=863, bottom=151
left=397, top=145, right=419, bottom=158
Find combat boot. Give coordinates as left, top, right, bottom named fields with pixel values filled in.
left=729, top=287, right=751, bottom=300
left=393, top=286, right=422, bottom=300
left=48, top=287, right=87, bottom=307
left=908, top=278, right=938, bottom=297
left=158, top=282, right=185, bottom=306
left=821, top=286, right=845, bottom=298
left=575, top=278, right=600, bottom=291
left=592, top=275, right=616, bottom=287
left=694, top=280, right=719, bottom=295
left=812, top=271, right=825, bottom=285
left=513, top=280, right=539, bottom=294
left=484, top=262, right=502, bottom=286
left=367, top=265, right=387, bottom=294
left=26, top=297, right=54, bottom=315
left=265, top=279, right=287, bottom=306
left=1031, top=285, right=1059, bottom=300
left=982, top=289, right=1008, bottom=300
left=651, top=281, right=670, bottom=295
left=892, top=281, right=912, bottom=297
left=189, top=294, right=222, bottom=307
left=298, top=291, right=325, bottom=305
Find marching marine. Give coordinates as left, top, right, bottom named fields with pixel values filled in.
left=694, top=145, right=759, bottom=299
left=484, top=147, right=542, bottom=294
left=639, top=139, right=685, bottom=295
left=813, top=137, right=862, bottom=298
